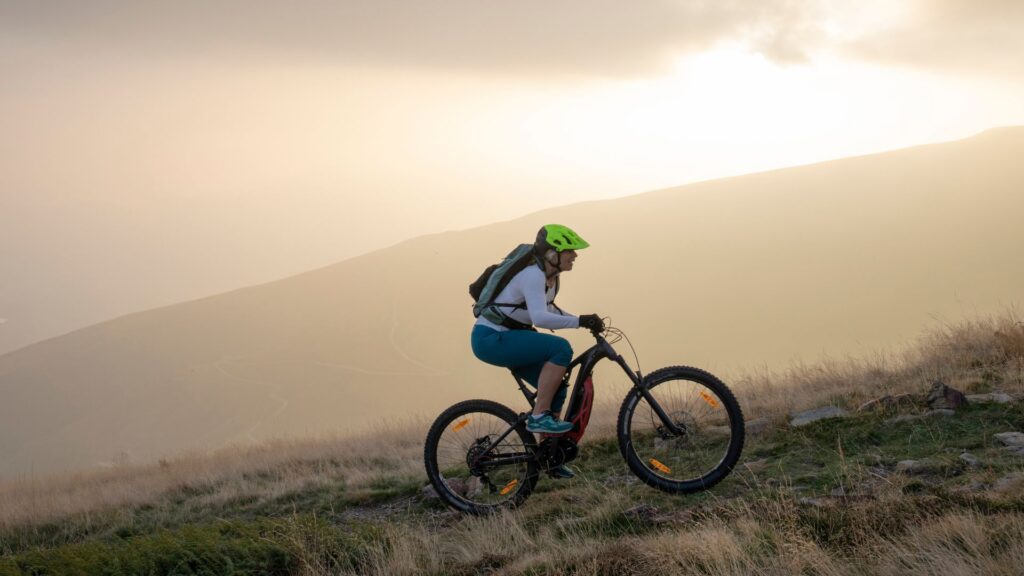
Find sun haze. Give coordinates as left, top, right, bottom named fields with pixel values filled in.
left=2, top=1, right=1023, bottom=355
left=0, top=1, right=1023, bottom=481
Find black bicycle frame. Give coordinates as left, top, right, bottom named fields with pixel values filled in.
left=472, top=332, right=685, bottom=470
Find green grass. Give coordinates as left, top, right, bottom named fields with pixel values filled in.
left=0, top=516, right=385, bottom=576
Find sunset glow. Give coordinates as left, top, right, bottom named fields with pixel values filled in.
left=3, top=1, right=1024, bottom=356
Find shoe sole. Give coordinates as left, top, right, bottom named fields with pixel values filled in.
left=526, top=426, right=572, bottom=434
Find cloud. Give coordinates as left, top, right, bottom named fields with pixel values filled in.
left=845, top=0, right=1024, bottom=77
left=1, top=0, right=827, bottom=76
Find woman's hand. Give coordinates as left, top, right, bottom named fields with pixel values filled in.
left=578, top=314, right=605, bottom=333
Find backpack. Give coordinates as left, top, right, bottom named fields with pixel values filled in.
left=469, top=244, right=558, bottom=330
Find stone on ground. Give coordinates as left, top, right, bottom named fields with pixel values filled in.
left=966, top=392, right=1013, bottom=404
left=895, top=460, right=937, bottom=475
left=959, top=452, right=981, bottom=468
left=790, top=406, right=849, bottom=427
left=926, top=381, right=968, bottom=410
left=994, top=432, right=1024, bottom=447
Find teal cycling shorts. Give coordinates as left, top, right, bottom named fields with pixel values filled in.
left=471, top=325, right=573, bottom=412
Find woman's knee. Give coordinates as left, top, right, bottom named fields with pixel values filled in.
left=550, top=337, right=573, bottom=366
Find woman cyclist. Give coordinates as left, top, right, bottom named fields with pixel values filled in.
left=470, top=224, right=604, bottom=478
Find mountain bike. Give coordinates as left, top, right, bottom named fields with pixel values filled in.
left=424, top=323, right=745, bottom=514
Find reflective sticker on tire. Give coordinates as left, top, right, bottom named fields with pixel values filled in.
left=649, top=459, right=671, bottom=474
left=500, top=479, right=519, bottom=495
left=699, top=391, right=720, bottom=408
left=452, top=418, right=470, bottom=431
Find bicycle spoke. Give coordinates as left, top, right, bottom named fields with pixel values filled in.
left=624, top=371, right=741, bottom=486
left=430, top=407, right=534, bottom=508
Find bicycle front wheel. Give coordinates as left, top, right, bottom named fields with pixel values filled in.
left=424, top=399, right=539, bottom=514
left=617, top=366, right=744, bottom=493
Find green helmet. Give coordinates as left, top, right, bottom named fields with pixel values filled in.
left=535, top=224, right=590, bottom=253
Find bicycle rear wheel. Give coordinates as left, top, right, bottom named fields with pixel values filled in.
left=617, top=366, right=744, bottom=493
left=424, top=399, right=539, bottom=514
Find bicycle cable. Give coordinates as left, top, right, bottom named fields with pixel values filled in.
left=603, top=320, right=642, bottom=377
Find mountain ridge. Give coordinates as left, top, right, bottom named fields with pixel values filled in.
left=2, top=127, right=1023, bottom=479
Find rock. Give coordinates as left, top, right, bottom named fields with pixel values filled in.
left=603, top=474, right=639, bottom=487
left=1003, top=446, right=1024, bottom=457
left=966, top=393, right=1014, bottom=404
left=445, top=477, right=468, bottom=497
left=624, top=504, right=659, bottom=520
left=746, top=418, right=770, bottom=435
left=959, top=452, right=981, bottom=468
left=926, top=381, right=968, bottom=410
left=868, top=466, right=890, bottom=478
left=896, top=460, right=928, bottom=475
left=465, top=476, right=483, bottom=498
left=885, top=414, right=922, bottom=425
left=994, top=432, right=1024, bottom=447
left=992, top=472, right=1024, bottom=494
left=790, top=406, right=849, bottom=427
left=709, top=419, right=767, bottom=437
left=830, top=486, right=846, bottom=497
left=954, top=480, right=987, bottom=493
left=923, top=409, right=956, bottom=418
left=743, top=458, right=768, bottom=473
left=421, top=484, right=439, bottom=499
left=651, top=509, right=695, bottom=525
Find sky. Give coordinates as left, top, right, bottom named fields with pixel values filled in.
left=2, top=0, right=1024, bottom=353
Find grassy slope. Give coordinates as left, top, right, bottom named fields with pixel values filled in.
left=1, top=315, right=1023, bottom=575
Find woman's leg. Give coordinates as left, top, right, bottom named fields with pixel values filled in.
left=533, top=362, right=567, bottom=416
left=472, top=325, right=573, bottom=416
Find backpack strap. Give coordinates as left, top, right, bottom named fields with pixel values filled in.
left=491, top=274, right=564, bottom=330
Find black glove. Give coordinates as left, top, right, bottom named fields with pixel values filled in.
left=578, top=314, right=605, bottom=333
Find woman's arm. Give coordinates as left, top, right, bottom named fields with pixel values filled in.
left=521, top=267, right=579, bottom=330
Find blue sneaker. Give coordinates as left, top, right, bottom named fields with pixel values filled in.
left=526, top=411, right=573, bottom=434
left=548, top=464, right=576, bottom=479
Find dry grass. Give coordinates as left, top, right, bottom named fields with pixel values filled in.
left=2, top=310, right=1024, bottom=576
left=4, top=311, right=1022, bottom=531
left=730, top=311, right=1024, bottom=423
left=0, top=418, right=427, bottom=531
left=332, top=493, right=1024, bottom=576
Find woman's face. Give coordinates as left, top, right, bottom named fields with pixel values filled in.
left=558, top=249, right=577, bottom=271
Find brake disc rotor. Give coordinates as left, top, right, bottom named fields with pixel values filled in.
left=656, top=411, right=698, bottom=442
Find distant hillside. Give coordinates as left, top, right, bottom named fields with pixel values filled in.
left=1, top=127, right=1023, bottom=478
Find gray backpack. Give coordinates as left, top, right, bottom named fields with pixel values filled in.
left=469, top=244, right=558, bottom=330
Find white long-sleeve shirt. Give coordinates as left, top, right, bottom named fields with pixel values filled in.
left=474, top=265, right=579, bottom=331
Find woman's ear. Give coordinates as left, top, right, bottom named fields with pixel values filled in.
left=545, top=249, right=559, bottom=265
